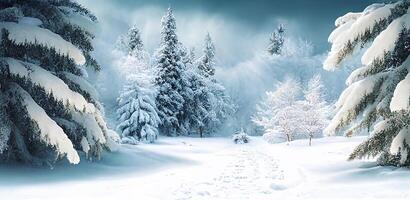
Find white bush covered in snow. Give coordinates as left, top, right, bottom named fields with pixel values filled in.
left=232, top=129, right=250, bottom=144
left=253, top=76, right=330, bottom=144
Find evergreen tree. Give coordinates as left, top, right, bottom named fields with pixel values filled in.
left=154, top=7, right=186, bottom=136
left=197, top=33, right=216, bottom=77
left=117, top=80, right=160, bottom=144
left=267, top=24, right=285, bottom=55
left=324, top=1, right=410, bottom=166
left=116, top=26, right=160, bottom=144
left=186, top=34, right=235, bottom=137
left=189, top=47, right=196, bottom=64
left=0, top=0, right=117, bottom=166
left=117, top=24, right=144, bottom=55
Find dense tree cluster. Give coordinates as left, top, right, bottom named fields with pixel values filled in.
left=116, top=8, right=235, bottom=142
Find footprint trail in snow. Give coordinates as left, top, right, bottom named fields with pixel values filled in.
left=172, top=145, right=289, bottom=200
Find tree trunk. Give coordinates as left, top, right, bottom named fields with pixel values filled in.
left=309, top=135, right=312, bottom=146
left=199, top=127, right=203, bottom=138
left=286, top=133, right=290, bottom=144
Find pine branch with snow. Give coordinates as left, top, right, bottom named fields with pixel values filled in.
left=324, top=1, right=410, bottom=166
left=0, top=0, right=117, bottom=166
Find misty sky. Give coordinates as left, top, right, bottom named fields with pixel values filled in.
left=76, top=0, right=386, bottom=130
left=79, top=0, right=382, bottom=66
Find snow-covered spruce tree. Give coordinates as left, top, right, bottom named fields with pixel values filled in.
left=116, top=24, right=144, bottom=56
left=324, top=1, right=410, bottom=166
left=176, top=44, right=202, bottom=136
left=267, top=24, right=285, bottom=55
left=0, top=0, right=118, bottom=166
left=252, top=78, right=301, bottom=143
left=154, top=7, right=187, bottom=136
left=184, top=34, right=234, bottom=137
left=117, top=79, right=160, bottom=144
left=204, top=78, right=235, bottom=135
left=298, top=75, right=330, bottom=146
left=197, top=33, right=216, bottom=77
left=199, top=34, right=235, bottom=135
left=116, top=26, right=160, bottom=144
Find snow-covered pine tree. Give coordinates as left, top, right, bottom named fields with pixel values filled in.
left=189, top=47, right=196, bottom=64
left=116, top=24, right=144, bottom=56
left=178, top=44, right=205, bottom=136
left=298, top=75, right=329, bottom=146
left=204, top=78, right=235, bottom=135
left=324, top=1, right=410, bottom=166
left=197, top=33, right=216, bottom=77
left=187, top=33, right=235, bottom=137
left=116, top=25, right=160, bottom=144
left=252, top=77, right=301, bottom=143
left=154, top=7, right=187, bottom=136
left=267, top=24, right=285, bottom=55
left=0, top=0, right=118, bottom=166
left=117, top=78, right=160, bottom=144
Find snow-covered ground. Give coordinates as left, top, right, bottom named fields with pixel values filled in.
left=1, top=136, right=410, bottom=200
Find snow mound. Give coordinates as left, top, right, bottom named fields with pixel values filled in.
left=262, top=129, right=283, bottom=144
left=233, top=130, right=250, bottom=144
left=0, top=22, right=85, bottom=65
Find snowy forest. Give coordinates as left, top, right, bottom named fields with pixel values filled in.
left=0, top=0, right=409, bottom=199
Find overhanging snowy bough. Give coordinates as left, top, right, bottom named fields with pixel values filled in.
left=0, top=0, right=117, bottom=166
left=324, top=0, right=410, bottom=166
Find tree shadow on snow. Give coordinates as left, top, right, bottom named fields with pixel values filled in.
left=323, top=161, right=410, bottom=183
left=0, top=145, right=197, bottom=186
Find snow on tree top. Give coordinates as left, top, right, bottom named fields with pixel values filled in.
left=6, top=58, right=96, bottom=113
left=0, top=22, right=86, bottom=65
left=8, top=83, right=80, bottom=164
left=334, top=12, right=361, bottom=27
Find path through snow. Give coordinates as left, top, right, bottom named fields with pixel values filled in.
left=3, top=136, right=410, bottom=200
left=173, top=145, right=284, bottom=200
